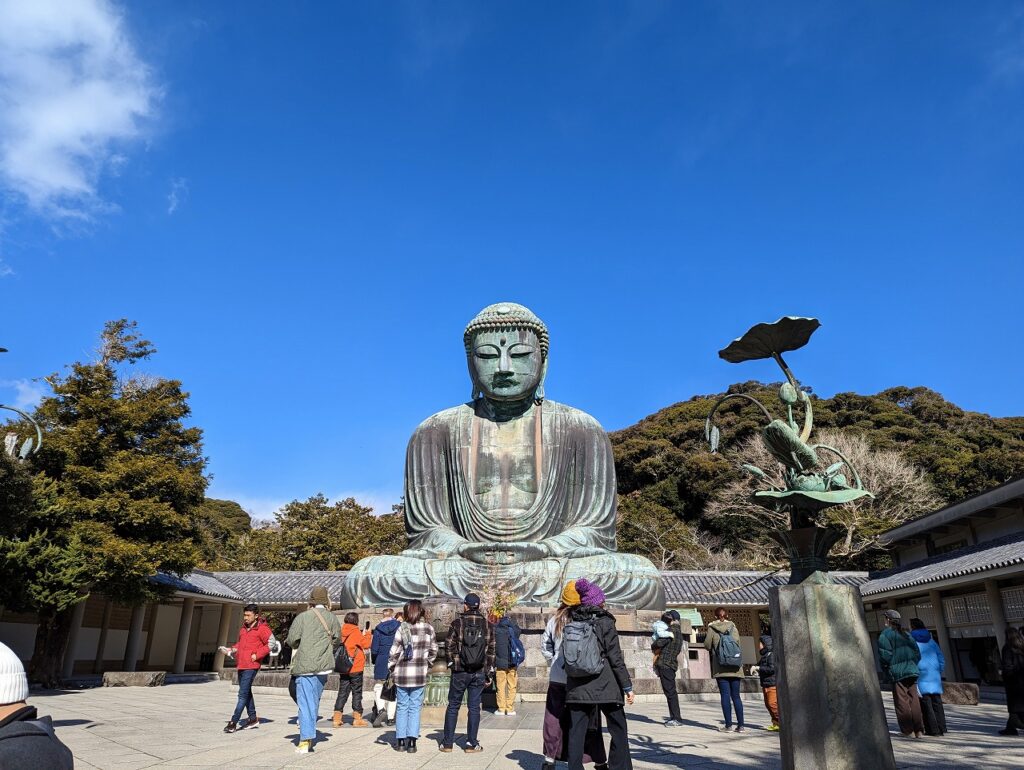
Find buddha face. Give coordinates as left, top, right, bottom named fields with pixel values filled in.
left=469, top=328, right=544, bottom=402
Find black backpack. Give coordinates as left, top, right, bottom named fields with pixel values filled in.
left=459, top=615, right=487, bottom=671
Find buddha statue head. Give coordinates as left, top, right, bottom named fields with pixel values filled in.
left=464, top=303, right=549, bottom=405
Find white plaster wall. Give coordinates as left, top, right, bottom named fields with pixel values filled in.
left=195, top=605, right=221, bottom=656
left=148, top=605, right=182, bottom=667
left=73, top=628, right=101, bottom=662
left=0, top=621, right=37, bottom=661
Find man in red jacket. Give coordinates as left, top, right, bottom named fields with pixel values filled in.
left=223, top=604, right=272, bottom=733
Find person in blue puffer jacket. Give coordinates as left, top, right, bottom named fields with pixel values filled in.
left=910, top=618, right=947, bottom=736
left=370, top=609, right=402, bottom=727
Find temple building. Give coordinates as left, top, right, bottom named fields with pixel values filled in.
left=860, top=475, right=1024, bottom=685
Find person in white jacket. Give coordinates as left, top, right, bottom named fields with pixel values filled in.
left=539, top=581, right=608, bottom=770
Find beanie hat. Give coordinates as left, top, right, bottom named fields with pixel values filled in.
left=882, top=609, right=901, bottom=622
left=575, top=578, right=606, bottom=607
left=464, top=593, right=481, bottom=609
left=0, top=642, right=28, bottom=706
left=309, top=586, right=330, bottom=606
left=560, top=580, right=581, bottom=607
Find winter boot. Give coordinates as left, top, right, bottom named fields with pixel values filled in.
left=352, top=711, right=370, bottom=728
left=333, top=710, right=344, bottom=727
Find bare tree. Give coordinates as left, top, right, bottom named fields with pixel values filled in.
left=705, top=430, right=944, bottom=560
left=617, top=493, right=746, bottom=570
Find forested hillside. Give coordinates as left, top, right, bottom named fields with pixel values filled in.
left=611, top=382, right=1024, bottom=570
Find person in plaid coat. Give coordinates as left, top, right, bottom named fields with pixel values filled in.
left=387, top=600, right=438, bottom=754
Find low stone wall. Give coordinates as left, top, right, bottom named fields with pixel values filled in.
left=941, top=682, right=979, bottom=706
left=103, top=671, right=166, bottom=687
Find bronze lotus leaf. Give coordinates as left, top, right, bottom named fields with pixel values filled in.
left=754, top=488, right=873, bottom=513
left=718, top=316, right=821, bottom=364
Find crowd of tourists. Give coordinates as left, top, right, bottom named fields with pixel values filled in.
left=210, top=590, right=1024, bottom=761
left=878, top=608, right=1024, bottom=739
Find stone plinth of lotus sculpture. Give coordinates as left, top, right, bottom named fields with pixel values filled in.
left=706, top=316, right=873, bottom=583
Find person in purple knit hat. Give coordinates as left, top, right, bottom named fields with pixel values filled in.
left=564, top=579, right=635, bottom=770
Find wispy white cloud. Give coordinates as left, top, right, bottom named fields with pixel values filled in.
left=0, top=378, right=47, bottom=411
left=0, top=0, right=158, bottom=220
left=990, top=9, right=1024, bottom=83
left=167, top=176, right=187, bottom=214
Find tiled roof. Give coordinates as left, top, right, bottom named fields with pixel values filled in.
left=662, top=570, right=869, bottom=607
left=214, top=571, right=351, bottom=605
left=151, top=570, right=241, bottom=600
left=860, top=531, right=1024, bottom=597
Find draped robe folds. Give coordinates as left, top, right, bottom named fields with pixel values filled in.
left=342, top=401, right=665, bottom=610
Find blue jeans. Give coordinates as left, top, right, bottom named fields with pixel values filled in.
left=443, top=670, right=486, bottom=747
left=231, top=669, right=258, bottom=722
left=717, top=677, right=744, bottom=727
left=395, top=685, right=425, bottom=739
left=295, top=674, right=328, bottom=741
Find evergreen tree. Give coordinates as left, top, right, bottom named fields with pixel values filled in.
left=0, top=320, right=207, bottom=685
left=233, top=494, right=407, bottom=570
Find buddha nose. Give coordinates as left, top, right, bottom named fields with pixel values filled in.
left=498, top=348, right=512, bottom=372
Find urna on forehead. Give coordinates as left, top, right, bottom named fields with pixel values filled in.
left=463, top=302, right=550, bottom=358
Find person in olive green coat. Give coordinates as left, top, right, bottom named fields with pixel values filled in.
left=287, top=586, right=341, bottom=753
left=877, top=609, right=924, bottom=738
left=704, top=607, right=744, bottom=732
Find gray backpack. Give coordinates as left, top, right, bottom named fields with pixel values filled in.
left=562, top=617, right=604, bottom=677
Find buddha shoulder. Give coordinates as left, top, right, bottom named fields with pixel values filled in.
left=541, top=400, right=608, bottom=434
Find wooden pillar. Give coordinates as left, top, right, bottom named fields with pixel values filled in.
left=93, top=600, right=113, bottom=674
left=928, top=589, right=957, bottom=682
left=173, top=598, right=195, bottom=674
left=122, top=605, right=146, bottom=671
left=61, top=599, right=88, bottom=679
left=212, top=603, right=235, bottom=672
left=985, top=579, right=1008, bottom=651
left=141, top=604, right=160, bottom=669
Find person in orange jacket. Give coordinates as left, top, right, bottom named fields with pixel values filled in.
left=333, top=612, right=373, bottom=727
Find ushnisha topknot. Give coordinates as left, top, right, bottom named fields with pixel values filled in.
left=463, top=302, right=550, bottom=358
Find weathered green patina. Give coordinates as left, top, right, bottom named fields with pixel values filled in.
left=707, top=317, right=873, bottom=583
left=342, top=303, right=664, bottom=609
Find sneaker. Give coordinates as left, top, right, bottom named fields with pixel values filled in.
left=223, top=721, right=237, bottom=734
left=734, top=726, right=744, bottom=733
left=718, top=725, right=732, bottom=732
left=240, top=717, right=259, bottom=730
left=439, top=744, right=453, bottom=753
left=463, top=743, right=484, bottom=753
left=664, top=719, right=683, bottom=727
left=295, top=740, right=311, bottom=754
left=766, top=724, right=780, bottom=732
left=506, top=710, right=517, bottom=716
left=386, top=719, right=396, bottom=727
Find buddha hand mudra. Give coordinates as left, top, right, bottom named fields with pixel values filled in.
left=341, top=303, right=664, bottom=609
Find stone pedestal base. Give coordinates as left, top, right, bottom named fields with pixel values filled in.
left=769, top=583, right=895, bottom=770
left=102, top=671, right=166, bottom=687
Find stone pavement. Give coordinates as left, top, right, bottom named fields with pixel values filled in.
left=33, top=681, right=1021, bottom=769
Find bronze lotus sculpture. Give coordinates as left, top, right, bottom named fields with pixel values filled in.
left=707, top=317, right=873, bottom=583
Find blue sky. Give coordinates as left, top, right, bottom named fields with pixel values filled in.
left=1, top=1, right=1023, bottom=519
